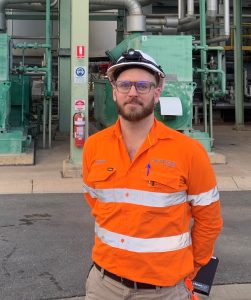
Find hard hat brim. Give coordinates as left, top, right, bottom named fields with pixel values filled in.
left=107, top=61, right=165, bottom=83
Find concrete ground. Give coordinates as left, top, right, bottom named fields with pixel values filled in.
left=0, top=124, right=251, bottom=194
left=0, top=124, right=251, bottom=300
left=0, top=192, right=250, bottom=300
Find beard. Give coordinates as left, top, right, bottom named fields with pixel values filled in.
left=116, top=97, right=155, bottom=122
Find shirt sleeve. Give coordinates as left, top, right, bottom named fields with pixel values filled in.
left=187, top=141, right=223, bottom=268
left=82, top=138, right=97, bottom=209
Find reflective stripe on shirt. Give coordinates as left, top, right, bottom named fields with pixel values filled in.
left=188, top=186, right=219, bottom=206
left=95, top=223, right=191, bottom=253
left=83, top=183, right=219, bottom=207
left=83, top=183, right=187, bottom=207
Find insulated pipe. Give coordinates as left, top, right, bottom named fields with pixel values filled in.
left=244, top=69, right=251, bottom=99
left=6, top=3, right=44, bottom=10
left=6, top=0, right=57, bottom=11
left=178, top=0, right=185, bottom=19
left=146, top=25, right=160, bottom=32
left=90, top=0, right=145, bottom=32
left=146, top=17, right=178, bottom=28
left=207, top=0, right=217, bottom=17
left=145, top=25, right=178, bottom=35
left=178, top=0, right=194, bottom=28
left=161, top=27, right=178, bottom=35
left=0, top=0, right=56, bottom=31
left=207, top=0, right=230, bottom=44
left=90, top=0, right=157, bottom=10
left=187, top=0, right=194, bottom=16
left=177, top=0, right=217, bottom=32
left=90, top=0, right=142, bottom=15
left=179, top=15, right=195, bottom=25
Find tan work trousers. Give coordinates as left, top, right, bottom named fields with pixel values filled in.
left=85, top=265, right=192, bottom=300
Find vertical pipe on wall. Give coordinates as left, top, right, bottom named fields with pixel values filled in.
left=187, top=0, right=194, bottom=16
left=178, top=0, right=185, bottom=19
left=199, top=0, right=208, bottom=133
left=224, top=0, right=230, bottom=37
left=42, top=0, right=52, bottom=148
left=233, top=0, right=244, bottom=128
left=46, top=0, right=52, bottom=147
left=59, top=0, right=71, bottom=133
left=43, top=97, right=47, bottom=147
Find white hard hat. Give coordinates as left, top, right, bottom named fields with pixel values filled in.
left=107, top=48, right=166, bottom=89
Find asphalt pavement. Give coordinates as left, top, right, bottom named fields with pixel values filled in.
left=0, top=192, right=251, bottom=300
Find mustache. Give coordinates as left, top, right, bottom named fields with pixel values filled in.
left=125, top=98, right=143, bottom=105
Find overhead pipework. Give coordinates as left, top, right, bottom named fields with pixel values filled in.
left=207, top=0, right=230, bottom=44
left=178, top=0, right=218, bottom=33
left=0, top=0, right=57, bottom=32
left=90, top=0, right=146, bottom=32
left=3, top=0, right=57, bottom=11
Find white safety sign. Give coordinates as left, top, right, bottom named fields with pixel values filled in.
left=74, top=66, right=87, bottom=84
left=75, top=99, right=85, bottom=111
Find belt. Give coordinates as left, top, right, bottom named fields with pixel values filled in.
left=94, top=262, right=161, bottom=289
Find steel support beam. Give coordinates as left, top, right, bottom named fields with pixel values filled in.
left=59, top=0, right=71, bottom=133
left=233, top=0, right=244, bottom=129
left=68, top=0, right=89, bottom=167
left=199, top=0, right=208, bottom=133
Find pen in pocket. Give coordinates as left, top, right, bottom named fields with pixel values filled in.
left=146, top=163, right=151, bottom=176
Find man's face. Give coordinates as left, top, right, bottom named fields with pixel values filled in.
left=112, top=68, right=161, bottom=122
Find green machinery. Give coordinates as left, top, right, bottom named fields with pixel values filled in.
left=0, top=0, right=52, bottom=162
left=94, top=34, right=214, bottom=151
left=0, top=33, right=32, bottom=155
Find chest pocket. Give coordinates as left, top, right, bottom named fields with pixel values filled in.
left=87, top=164, right=116, bottom=189
left=143, top=170, right=181, bottom=192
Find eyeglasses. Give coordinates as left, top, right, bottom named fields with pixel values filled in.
left=114, top=81, right=156, bottom=94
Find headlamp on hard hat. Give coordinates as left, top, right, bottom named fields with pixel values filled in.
left=119, top=49, right=165, bottom=77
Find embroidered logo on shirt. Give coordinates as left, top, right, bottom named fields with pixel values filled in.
left=94, top=159, right=107, bottom=164
left=151, top=159, right=176, bottom=168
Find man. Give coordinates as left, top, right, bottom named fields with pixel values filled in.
left=83, top=49, right=223, bottom=300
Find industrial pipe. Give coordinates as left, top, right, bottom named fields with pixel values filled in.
left=5, top=1, right=57, bottom=11
left=0, top=0, right=57, bottom=31
left=207, top=0, right=230, bottom=44
left=178, top=0, right=196, bottom=27
left=178, top=0, right=217, bottom=32
left=178, top=0, right=185, bottom=19
left=146, top=16, right=178, bottom=28
left=90, top=0, right=142, bottom=15
left=187, top=0, right=194, bottom=16
left=179, top=15, right=196, bottom=25
left=207, top=0, right=218, bottom=17
left=244, top=69, right=251, bottom=99
left=90, top=0, right=157, bottom=10
left=90, top=0, right=145, bottom=32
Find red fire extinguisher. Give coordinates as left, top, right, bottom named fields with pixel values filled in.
left=73, top=112, right=85, bottom=147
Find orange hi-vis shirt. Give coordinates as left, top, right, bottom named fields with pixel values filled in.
left=83, top=119, right=223, bottom=286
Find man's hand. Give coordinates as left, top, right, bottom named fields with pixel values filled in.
left=185, top=278, right=200, bottom=300
left=186, top=263, right=201, bottom=280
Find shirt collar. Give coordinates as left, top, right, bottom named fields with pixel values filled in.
left=112, top=118, right=174, bottom=142
left=148, top=119, right=174, bottom=144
